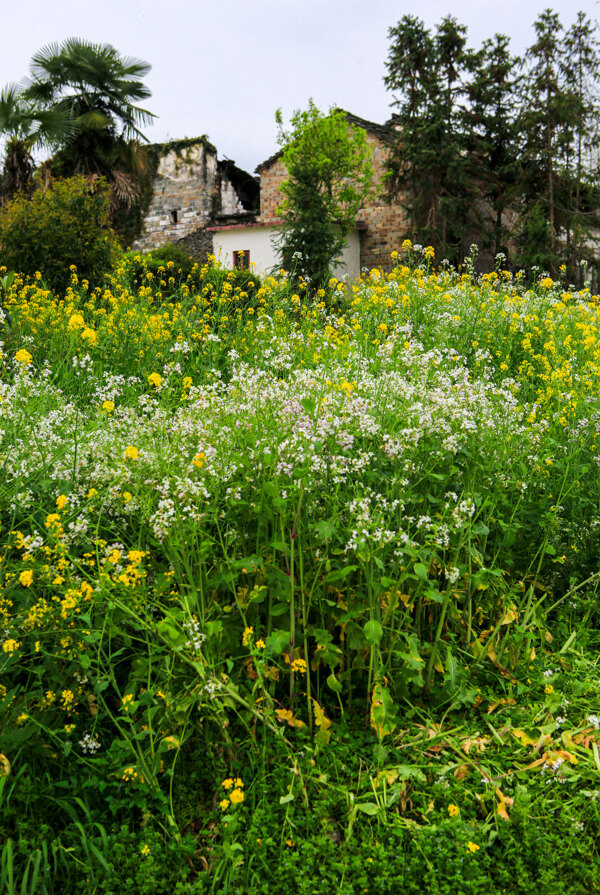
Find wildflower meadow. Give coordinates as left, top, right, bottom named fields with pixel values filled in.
left=1, top=246, right=600, bottom=893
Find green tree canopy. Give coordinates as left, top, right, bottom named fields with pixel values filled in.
left=275, top=101, right=373, bottom=287
left=0, top=174, right=120, bottom=291
left=0, top=83, right=73, bottom=200
left=384, top=15, right=472, bottom=263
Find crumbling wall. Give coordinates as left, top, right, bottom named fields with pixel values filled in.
left=132, top=140, right=258, bottom=254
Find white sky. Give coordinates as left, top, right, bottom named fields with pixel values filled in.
left=2, top=0, right=599, bottom=174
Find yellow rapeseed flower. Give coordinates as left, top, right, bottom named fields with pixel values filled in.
left=19, top=570, right=33, bottom=587
left=15, top=349, right=32, bottom=365
left=192, top=452, right=206, bottom=469
left=2, top=639, right=20, bottom=654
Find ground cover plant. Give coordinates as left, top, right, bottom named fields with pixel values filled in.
left=1, top=245, right=600, bottom=893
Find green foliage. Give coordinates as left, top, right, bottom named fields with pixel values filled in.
left=385, top=10, right=600, bottom=276
left=24, top=37, right=154, bottom=169
left=0, top=83, right=74, bottom=201
left=0, top=175, right=120, bottom=291
left=385, top=15, right=472, bottom=263
left=0, top=38, right=155, bottom=237
left=2, top=257, right=600, bottom=891
left=463, top=35, right=522, bottom=258
left=275, top=100, right=373, bottom=286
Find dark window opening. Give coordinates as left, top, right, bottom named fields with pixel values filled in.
left=233, top=250, right=250, bottom=270
left=170, top=209, right=178, bottom=224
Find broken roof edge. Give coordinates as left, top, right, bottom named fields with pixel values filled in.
left=149, top=135, right=218, bottom=158
left=207, top=218, right=283, bottom=232
left=255, top=110, right=396, bottom=173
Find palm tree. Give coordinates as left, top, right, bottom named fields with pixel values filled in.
left=23, top=38, right=155, bottom=172
left=0, top=83, right=73, bottom=200
left=22, top=38, right=155, bottom=225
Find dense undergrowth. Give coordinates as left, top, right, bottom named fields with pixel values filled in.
left=1, top=246, right=600, bottom=893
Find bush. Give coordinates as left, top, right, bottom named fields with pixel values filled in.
left=0, top=175, right=121, bottom=292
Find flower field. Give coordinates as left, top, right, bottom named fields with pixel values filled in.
left=1, top=249, right=600, bottom=893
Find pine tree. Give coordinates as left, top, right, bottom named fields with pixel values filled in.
left=384, top=15, right=472, bottom=263
left=560, top=11, right=600, bottom=277
left=518, top=10, right=567, bottom=271
left=463, top=35, right=522, bottom=260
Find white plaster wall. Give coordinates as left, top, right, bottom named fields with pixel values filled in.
left=220, top=178, right=245, bottom=214
left=212, top=226, right=361, bottom=280
left=212, top=226, right=280, bottom=274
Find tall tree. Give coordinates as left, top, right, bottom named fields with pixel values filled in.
left=22, top=38, right=154, bottom=223
left=0, top=83, right=72, bottom=200
left=517, top=9, right=567, bottom=271
left=463, top=35, right=522, bottom=259
left=274, top=101, right=373, bottom=287
left=560, top=11, right=600, bottom=276
left=384, top=15, right=472, bottom=262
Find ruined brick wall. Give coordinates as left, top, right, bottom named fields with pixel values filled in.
left=256, top=130, right=409, bottom=272
left=256, top=156, right=287, bottom=222
left=132, top=141, right=221, bottom=252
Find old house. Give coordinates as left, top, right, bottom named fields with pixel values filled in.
left=131, top=136, right=259, bottom=257
left=133, top=114, right=408, bottom=274
left=211, top=112, right=408, bottom=277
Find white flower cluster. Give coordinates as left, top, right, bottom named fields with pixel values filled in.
left=79, top=732, right=101, bottom=754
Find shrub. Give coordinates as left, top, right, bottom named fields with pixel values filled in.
left=0, top=175, right=121, bottom=292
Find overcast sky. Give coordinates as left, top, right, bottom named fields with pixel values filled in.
left=1, top=0, right=599, bottom=173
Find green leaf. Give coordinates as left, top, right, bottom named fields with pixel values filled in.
left=312, top=520, right=337, bottom=540
left=326, top=673, right=343, bottom=694
left=323, top=565, right=358, bottom=585
left=414, top=562, right=429, bottom=580
left=356, top=802, right=379, bottom=815
left=363, top=619, right=383, bottom=646
left=472, top=521, right=490, bottom=536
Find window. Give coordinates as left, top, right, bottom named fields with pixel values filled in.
left=233, top=250, right=250, bottom=270
left=170, top=209, right=178, bottom=224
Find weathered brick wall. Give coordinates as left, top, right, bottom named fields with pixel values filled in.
left=256, top=130, right=409, bottom=272
left=132, top=141, right=221, bottom=252
left=257, top=156, right=287, bottom=222
left=359, top=132, right=408, bottom=271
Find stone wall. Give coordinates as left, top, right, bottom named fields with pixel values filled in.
left=256, top=124, right=409, bottom=272
left=132, top=139, right=258, bottom=254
